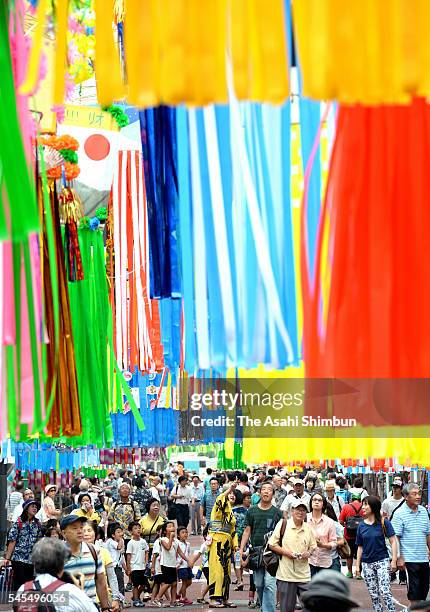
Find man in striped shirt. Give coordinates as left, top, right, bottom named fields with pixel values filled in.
left=7, top=482, right=24, bottom=525
left=391, top=483, right=430, bottom=606
left=62, top=515, right=111, bottom=610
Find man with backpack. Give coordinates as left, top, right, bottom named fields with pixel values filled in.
left=107, top=483, right=141, bottom=543
left=108, top=482, right=141, bottom=594
left=324, top=481, right=345, bottom=519
left=239, top=482, right=282, bottom=612
left=15, top=537, right=97, bottom=611
left=339, top=492, right=365, bottom=579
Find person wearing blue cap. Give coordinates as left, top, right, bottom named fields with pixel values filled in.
left=62, top=514, right=113, bottom=611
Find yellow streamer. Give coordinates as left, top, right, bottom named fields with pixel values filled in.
left=292, top=0, right=430, bottom=103
left=53, top=0, right=69, bottom=106
left=121, top=0, right=288, bottom=107
left=124, top=0, right=159, bottom=107
left=95, top=0, right=124, bottom=106
left=19, top=0, right=48, bottom=95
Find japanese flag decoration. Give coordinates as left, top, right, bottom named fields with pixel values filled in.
left=57, top=106, right=141, bottom=214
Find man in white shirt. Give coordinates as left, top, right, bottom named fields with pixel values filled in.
left=171, top=475, right=192, bottom=528
left=190, top=475, right=205, bottom=535
left=280, top=479, right=311, bottom=518
left=18, top=538, right=97, bottom=611
left=7, top=482, right=24, bottom=526
left=149, top=476, right=164, bottom=502
left=11, top=489, right=35, bottom=522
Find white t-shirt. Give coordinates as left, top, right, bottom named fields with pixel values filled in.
left=149, top=486, right=161, bottom=501
left=126, top=537, right=149, bottom=571
left=12, top=503, right=24, bottom=522
left=173, top=485, right=193, bottom=505
left=152, top=539, right=162, bottom=575
left=160, top=537, right=179, bottom=567
left=177, top=541, right=190, bottom=569
left=199, top=541, right=210, bottom=568
left=18, top=574, right=98, bottom=612
left=106, top=538, right=123, bottom=566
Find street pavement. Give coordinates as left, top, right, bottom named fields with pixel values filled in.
left=126, top=535, right=410, bottom=611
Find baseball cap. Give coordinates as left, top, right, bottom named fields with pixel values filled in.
left=291, top=497, right=309, bottom=511
left=60, top=515, right=88, bottom=530
left=294, top=478, right=304, bottom=485
left=392, top=478, right=403, bottom=487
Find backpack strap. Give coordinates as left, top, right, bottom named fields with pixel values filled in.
left=22, top=580, right=36, bottom=591
left=389, top=498, right=405, bottom=521
left=86, top=543, right=99, bottom=578
left=278, top=518, right=287, bottom=544
left=41, top=579, right=64, bottom=594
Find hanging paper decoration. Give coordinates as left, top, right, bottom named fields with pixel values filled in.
left=302, top=98, right=430, bottom=429
left=40, top=134, right=81, bottom=181
left=139, top=107, right=181, bottom=299
left=102, top=105, right=130, bottom=129
left=108, top=149, right=164, bottom=373
left=122, top=0, right=289, bottom=108
left=176, top=100, right=299, bottom=370
left=59, top=187, right=84, bottom=282
left=293, top=0, right=430, bottom=104
left=41, top=181, right=82, bottom=439
left=111, top=371, right=178, bottom=448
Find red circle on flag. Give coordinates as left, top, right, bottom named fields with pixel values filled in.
left=84, top=134, right=111, bottom=161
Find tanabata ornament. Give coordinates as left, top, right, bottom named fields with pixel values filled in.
left=108, top=150, right=164, bottom=373
left=293, top=0, right=430, bottom=103
left=122, top=0, right=289, bottom=107
left=302, top=98, right=430, bottom=430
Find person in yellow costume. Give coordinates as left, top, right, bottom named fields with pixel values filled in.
left=208, top=482, right=239, bottom=608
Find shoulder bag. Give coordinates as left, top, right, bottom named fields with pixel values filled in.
left=263, top=518, right=287, bottom=576
left=167, top=486, right=178, bottom=520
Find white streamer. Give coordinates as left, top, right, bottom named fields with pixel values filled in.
left=188, top=110, right=210, bottom=369
left=203, top=106, right=237, bottom=366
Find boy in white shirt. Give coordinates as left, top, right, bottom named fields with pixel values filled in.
left=106, top=523, right=125, bottom=598
left=126, top=521, right=149, bottom=608
left=176, top=527, right=193, bottom=605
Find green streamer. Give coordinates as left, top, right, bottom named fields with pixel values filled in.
left=6, top=346, right=17, bottom=436
left=0, top=1, right=39, bottom=240
left=11, top=242, right=22, bottom=432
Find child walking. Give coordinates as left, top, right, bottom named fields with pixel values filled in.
left=176, top=527, right=193, bottom=605
left=154, top=521, right=188, bottom=607
left=190, top=525, right=211, bottom=604
left=151, top=524, right=169, bottom=606
left=106, top=522, right=126, bottom=599
left=126, top=521, right=149, bottom=607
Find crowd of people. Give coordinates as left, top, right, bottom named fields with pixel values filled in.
left=2, top=465, right=430, bottom=612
